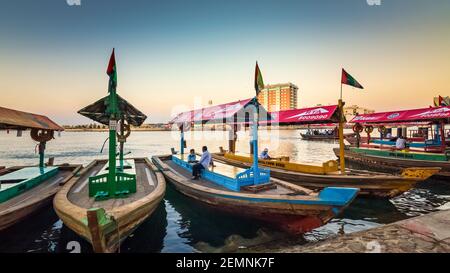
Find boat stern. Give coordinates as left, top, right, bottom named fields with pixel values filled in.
left=318, top=187, right=359, bottom=213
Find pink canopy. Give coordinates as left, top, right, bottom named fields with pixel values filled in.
left=170, top=98, right=270, bottom=127
left=268, top=105, right=340, bottom=125
left=350, top=106, right=450, bottom=124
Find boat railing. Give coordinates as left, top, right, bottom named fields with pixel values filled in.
left=89, top=172, right=137, bottom=199
left=171, top=155, right=269, bottom=192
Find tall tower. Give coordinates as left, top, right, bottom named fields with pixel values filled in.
left=257, top=83, right=298, bottom=112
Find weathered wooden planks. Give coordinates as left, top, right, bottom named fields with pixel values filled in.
left=53, top=158, right=166, bottom=253
left=0, top=164, right=82, bottom=231
left=212, top=153, right=440, bottom=198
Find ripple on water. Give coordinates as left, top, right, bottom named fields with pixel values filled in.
left=0, top=131, right=449, bottom=253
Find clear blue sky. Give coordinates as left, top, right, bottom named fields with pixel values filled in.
left=1, top=0, right=449, bottom=124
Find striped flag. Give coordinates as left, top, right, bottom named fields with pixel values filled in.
left=341, top=69, right=364, bottom=89
left=254, top=62, right=265, bottom=95
left=107, top=49, right=117, bottom=91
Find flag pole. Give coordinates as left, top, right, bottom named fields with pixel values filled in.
left=338, top=82, right=346, bottom=175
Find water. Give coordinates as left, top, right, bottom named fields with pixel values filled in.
left=0, top=130, right=449, bottom=253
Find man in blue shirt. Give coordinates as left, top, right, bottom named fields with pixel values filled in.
left=260, top=148, right=271, bottom=160
left=192, top=146, right=211, bottom=180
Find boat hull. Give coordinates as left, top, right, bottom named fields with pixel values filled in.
left=0, top=164, right=82, bottom=231
left=53, top=158, right=166, bottom=253
left=333, top=147, right=450, bottom=180
left=152, top=155, right=358, bottom=234
left=212, top=153, right=439, bottom=198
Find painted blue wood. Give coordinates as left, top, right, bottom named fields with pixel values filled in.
left=211, top=187, right=359, bottom=207
left=372, top=139, right=441, bottom=148
left=171, top=155, right=269, bottom=191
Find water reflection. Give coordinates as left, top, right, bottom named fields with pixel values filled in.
left=0, top=131, right=449, bottom=253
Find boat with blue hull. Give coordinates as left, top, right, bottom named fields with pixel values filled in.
left=152, top=154, right=358, bottom=234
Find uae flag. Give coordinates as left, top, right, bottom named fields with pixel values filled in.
left=254, top=61, right=265, bottom=95
left=341, top=69, right=364, bottom=89
left=107, top=49, right=117, bottom=91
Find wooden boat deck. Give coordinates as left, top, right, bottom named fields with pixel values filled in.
left=68, top=159, right=157, bottom=210
left=0, top=168, right=74, bottom=211
left=165, top=157, right=294, bottom=196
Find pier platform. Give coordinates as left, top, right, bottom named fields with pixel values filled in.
left=277, top=209, right=450, bottom=253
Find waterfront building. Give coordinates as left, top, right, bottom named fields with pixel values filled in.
left=257, top=83, right=298, bottom=112
left=343, top=105, right=375, bottom=121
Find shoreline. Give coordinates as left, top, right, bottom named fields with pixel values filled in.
left=245, top=209, right=450, bottom=253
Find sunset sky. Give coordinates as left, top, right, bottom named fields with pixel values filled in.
left=1, top=0, right=449, bottom=124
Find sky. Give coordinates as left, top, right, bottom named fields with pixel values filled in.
left=0, top=0, right=449, bottom=125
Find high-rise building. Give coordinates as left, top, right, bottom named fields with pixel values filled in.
left=257, top=83, right=298, bottom=112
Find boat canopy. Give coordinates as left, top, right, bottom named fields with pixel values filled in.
left=170, top=98, right=270, bottom=128
left=78, top=95, right=147, bottom=126
left=267, top=105, right=340, bottom=125
left=0, top=106, right=63, bottom=131
left=350, top=106, right=450, bottom=124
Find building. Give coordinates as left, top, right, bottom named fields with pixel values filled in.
left=257, top=83, right=298, bottom=112
left=343, top=105, right=375, bottom=121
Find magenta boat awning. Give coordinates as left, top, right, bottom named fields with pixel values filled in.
left=268, top=105, right=340, bottom=125
left=350, top=106, right=450, bottom=124
left=170, top=98, right=270, bottom=128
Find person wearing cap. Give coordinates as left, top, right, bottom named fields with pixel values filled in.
left=260, top=148, right=271, bottom=160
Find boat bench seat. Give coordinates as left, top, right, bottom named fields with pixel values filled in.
left=172, top=155, right=270, bottom=192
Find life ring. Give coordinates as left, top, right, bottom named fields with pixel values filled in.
left=352, top=123, right=363, bottom=133
left=117, top=122, right=131, bottom=141
left=30, top=129, right=54, bottom=143
left=378, top=126, right=387, bottom=134
left=365, top=125, right=374, bottom=134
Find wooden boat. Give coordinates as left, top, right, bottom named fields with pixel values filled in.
left=152, top=154, right=358, bottom=234
left=333, top=147, right=450, bottom=180
left=0, top=164, right=81, bottom=231
left=342, top=105, right=450, bottom=180
left=301, top=131, right=355, bottom=141
left=0, top=106, right=82, bottom=231
left=53, top=50, right=166, bottom=252
left=212, top=152, right=440, bottom=198
left=54, top=158, right=165, bottom=253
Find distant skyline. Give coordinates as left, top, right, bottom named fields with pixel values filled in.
left=1, top=0, right=449, bottom=125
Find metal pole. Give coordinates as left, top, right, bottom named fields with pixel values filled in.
left=180, top=126, right=185, bottom=155
left=119, top=117, right=124, bottom=171
left=252, top=106, right=260, bottom=184
left=108, top=79, right=118, bottom=195
left=338, top=92, right=346, bottom=174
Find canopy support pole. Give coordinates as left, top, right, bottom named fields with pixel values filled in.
left=107, top=87, right=118, bottom=196
left=251, top=107, right=260, bottom=184
left=338, top=98, right=346, bottom=175
left=180, top=125, right=185, bottom=155
left=440, top=121, right=446, bottom=153
left=38, top=141, right=46, bottom=169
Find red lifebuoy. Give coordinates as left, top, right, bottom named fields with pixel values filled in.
left=352, top=123, right=363, bottom=133
left=365, top=125, right=374, bottom=134
left=30, top=129, right=54, bottom=143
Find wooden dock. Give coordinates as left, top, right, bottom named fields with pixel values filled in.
left=266, top=209, right=450, bottom=253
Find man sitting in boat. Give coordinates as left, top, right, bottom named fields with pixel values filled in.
left=192, top=146, right=212, bottom=180
left=395, top=135, right=407, bottom=150
left=187, top=149, right=197, bottom=163
left=260, top=148, right=272, bottom=160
